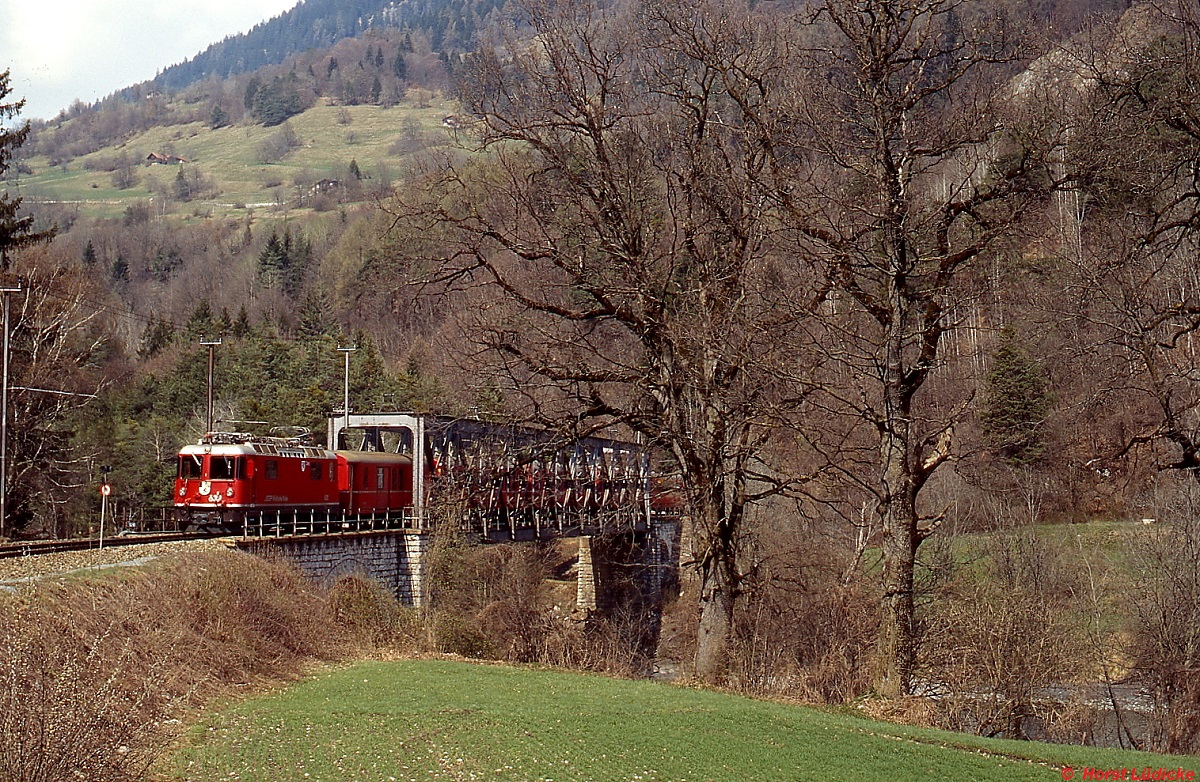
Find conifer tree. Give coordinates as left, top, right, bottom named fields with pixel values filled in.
left=258, top=231, right=288, bottom=287
left=138, top=316, right=176, bottom=359
left=185, top=298, right=216, bottom=341
left=232, top=306, right=252, bottom=339
left=981, top=329, right=1051, bottom=465
left=209, top=103, right=229, bottom=129
left=0, top=69, right=54, bottom=269
left=111, top=256, right=129, bottom=283
left=296, top=289, right=335, bottom=340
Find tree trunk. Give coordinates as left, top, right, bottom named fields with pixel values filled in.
left=875, top=366, right=919, bottom=697
left=690, top=488, right=740, bottom=685
left=876, top=498, right=917, bottom=697
left=695, top=565, right=736, bottom=684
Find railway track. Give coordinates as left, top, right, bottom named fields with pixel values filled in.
left=0, top=532, right=208, bottom=560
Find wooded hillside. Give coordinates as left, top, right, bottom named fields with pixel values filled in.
left=5, top=0, right=1200, bottom=754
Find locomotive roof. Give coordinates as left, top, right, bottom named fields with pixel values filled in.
left=178, top=437, right=411, bottom=462
left=180, top=438, right=333, bottom=459
left=335, top=450, right=412, bottom=465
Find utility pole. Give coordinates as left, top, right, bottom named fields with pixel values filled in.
left=200, top=337, right=221, bottom=433
left=338, top=344, right=356, bottom=449
left=0, top=279, right=23, bottom=539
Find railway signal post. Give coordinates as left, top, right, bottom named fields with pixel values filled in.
left=99, top=465, right=112, bottom=549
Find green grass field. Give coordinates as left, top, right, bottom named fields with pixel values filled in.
left=19, top=98, right=460, bottom=220
left=165, top=659, right=1197, bottom=782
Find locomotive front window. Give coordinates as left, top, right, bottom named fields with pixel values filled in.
left=179, top=455, right=202, bottom=479
left=210, top=456, right=235, bottom=480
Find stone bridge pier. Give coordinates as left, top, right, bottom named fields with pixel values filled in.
left=236, top=517, right=682, bottom=617
left=575, top=517, right=682, bottom=616
left=237, top=530, right=431, bottom=606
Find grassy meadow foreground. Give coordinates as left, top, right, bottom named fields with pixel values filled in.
left=165, top=659, right=1197, bottom=782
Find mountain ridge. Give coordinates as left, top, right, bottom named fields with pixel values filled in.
left=146, top=0, right=506, bottom=96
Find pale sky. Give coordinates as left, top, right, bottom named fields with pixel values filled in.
left=2, top=0, right=302, bottom=121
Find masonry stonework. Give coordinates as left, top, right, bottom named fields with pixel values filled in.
left=236, top=530, right=430, bottom=606
left=236, top=520, right=681, bottom=619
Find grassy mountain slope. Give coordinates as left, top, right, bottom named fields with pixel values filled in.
left=18, top=98, right=459, bottom=221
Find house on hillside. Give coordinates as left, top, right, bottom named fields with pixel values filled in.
left=310, top=179, right=343, bottom=196
left=145, top=152, right=188, bottom=165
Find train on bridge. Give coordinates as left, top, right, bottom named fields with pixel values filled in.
left=175, top=413, right=678, bottom=539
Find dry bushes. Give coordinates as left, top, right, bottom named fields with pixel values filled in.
left=919, top=531, right=1090, bottom=741
left=537, top=605, right=662, bottom=678
left=1128, top=481, right=1200, bottom=753
left=327, top=574, right=423, bottom=651
left=427, top=539, right=563, bottom=661
left=654, top=522, right=878, bottom=702
left=423, top=536, right=657, bottom=676
left=0, top=550, right=354, bottom=782
left=723, top=532, right=878, bottom=703
left=0, top=618, right=164, bottom=782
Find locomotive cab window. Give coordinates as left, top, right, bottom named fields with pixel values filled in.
left=265, top=460, right=279, bottom=480
left=311, top=462, right=323, bottom=481
left=210, top=456, right=236, bottom=480
left=179, top=455, right=202, bottom=479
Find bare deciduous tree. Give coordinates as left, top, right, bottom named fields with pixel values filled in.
left=768, top=0, right=1058, bottom=695
left=1130, top=477, right=1200, bottom=753
left=1064, top=1, right=1200, bottom=478
left=1061, top=1, right=1200, bottom=747
left=6, top=244, right=119, bottom=536
left=396, top=0, right=817, bottom=683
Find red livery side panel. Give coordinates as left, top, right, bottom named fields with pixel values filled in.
left=336, top=451, right=414, bottom=517
left=175, top=436, right=339, bottom=528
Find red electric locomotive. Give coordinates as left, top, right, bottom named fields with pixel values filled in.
left=176, top=432, right=338, bottom=531
left=175, top=432, right=414, bottom=532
